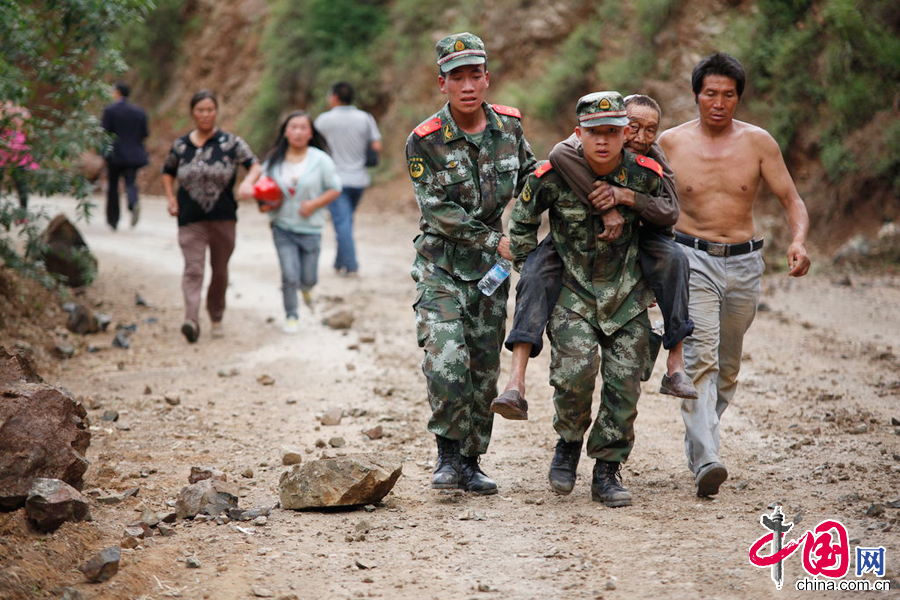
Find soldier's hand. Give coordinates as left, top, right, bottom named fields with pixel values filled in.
left=787, top=241, right=811, bottom=277
left=590, top=181, right=617, bottom=212
left=597, top=209, right=624, bottom=242
left=496, top=235, right=514, bottom=261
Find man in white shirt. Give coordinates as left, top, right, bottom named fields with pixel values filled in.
left=314, top=82, right=383, bottom=276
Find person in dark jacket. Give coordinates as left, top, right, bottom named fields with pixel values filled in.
left=102, top=82, right=149, bottom=229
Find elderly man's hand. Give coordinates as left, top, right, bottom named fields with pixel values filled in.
left=596, top=209, right=624, bottom=242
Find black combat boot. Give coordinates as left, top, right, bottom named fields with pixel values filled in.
left=590, top=460, right=632, bottom=507
left=458, top=455, right=498, bottom=495
left=432, top=436, right=460, bottom=489
left=548, top=438, right=582, bottom=495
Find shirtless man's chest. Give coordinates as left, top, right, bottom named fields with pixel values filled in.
left=661, top=120, right=763, bottom=243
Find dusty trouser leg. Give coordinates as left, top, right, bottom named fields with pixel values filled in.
left=206, top=220, right=236, bottom=323
left=178, top=222, right=209, bottom=324
left=715, top=251, right=764, bottom=418
left=548, top=305, right=600, bottom=444
left=587, top=312, right=649, bottom=463
left=504, top=235, right=565, bottom=357
left=680, top=246, right=725, bottom=474
left=638, top=227, right=693, bottom=350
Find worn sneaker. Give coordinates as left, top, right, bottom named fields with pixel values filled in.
left=283, top=317, right=299, bottom=334
left=210, top=322, right=224, bottom=339
left=659, top=371, right=698, bottom=399
left=695, top=462, right=728, bottom=497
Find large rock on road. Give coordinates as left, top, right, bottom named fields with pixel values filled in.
left=279, top=454, right=402, bottom=510
left=0, top=348, right=90, bottom=509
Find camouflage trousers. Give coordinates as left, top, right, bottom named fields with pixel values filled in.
left=412, top=254, right=509, bottom=457
left=547, top=304, right=650, bottom=463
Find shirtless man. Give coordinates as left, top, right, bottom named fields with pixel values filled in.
left=658, top=52, right=811, bottom=497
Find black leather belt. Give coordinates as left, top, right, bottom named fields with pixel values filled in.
left=674, top=232, right=764, bottom=257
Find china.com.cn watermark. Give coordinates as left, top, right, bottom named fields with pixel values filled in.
left=748, top=506, right=891, bottom=591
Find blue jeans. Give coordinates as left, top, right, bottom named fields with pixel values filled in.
left=328, top=186, right=365, bottom=272
left=272, top=225, right=321, bottom=319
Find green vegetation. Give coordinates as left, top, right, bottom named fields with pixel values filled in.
left=0, top=0, right=151, bottom=285
left=746, top=0, right=900, bottom=181
left=241, top=0, right=389, bottom=151
left=118, top=0, right=198, bottom=100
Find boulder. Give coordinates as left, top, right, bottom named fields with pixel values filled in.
left=25, top=478, right=91, bottom=532
left=0, top=380, right=90, bottom=509
left=79, top=546, right=120, bottom=583
left=175, top=478, right=239, bottom=519
left=279, top=454, right=402, bottom=510
left=39, top=214, right=97, bottom=287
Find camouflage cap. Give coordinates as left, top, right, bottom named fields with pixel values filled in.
left=435, top=32, right=487, bottom=73
left=576, top=91, right=629, bottom=127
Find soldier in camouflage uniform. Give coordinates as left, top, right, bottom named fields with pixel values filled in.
left=509, top=92, right=664, bottom=507
left=406, top=32, right=536, bottom=494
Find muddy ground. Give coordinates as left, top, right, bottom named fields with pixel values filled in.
left=1, top=189, right=899, bottom=600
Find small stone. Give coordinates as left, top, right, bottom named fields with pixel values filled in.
left=25, top=478, right=90, bottom=532
left=281, top=446, right=303, bottom=466
left=252, top=587, right=274, bottom=598
left=52, top=587, right=83, bottom=600
left=323, top=310, right=354, bottom=330
left=217, top=368, right=239, bottom=378
left=161, top=511, right=177, bottom=523
left=140, top=508, right=160, bottom=528
left=253, top=516, right=268, bottom=526
left=79, top=546, right=120, bottom=582
left=164, top=394, right=181, bottom=406
left=257, top=374, right=275, bottom=386
left=121, top=536, right=139, bottom=549
left=189, top=466, right=227, bottom=484
left=321, top=407, right=343, bottom=426
left=329, top=437, right=346, bottom=448
left=97, top=494, right=125, bottom=505
left=112, top=330, right=130, bottom=349
left=143, top=385, right=152, bottom=395
left=157, top=523, right=176, bottom=536
left=315, top=439, right=327, bottom=448
left=363, top=425, right=383, bottom=440
left=866, top=504, right=885, bottom=517
left=892, top=417, right=900, bottom=426
left=360, top=335, right=376, bottom=344
left=363, top=504, right=376, bottom=513
left=53, top=345, right=75, bottom=359
left=285, top=398, right=297, bottom=405
left=355, top=558, right=375, bottom=570
left=851, top=423, right=869, bottom=434
left=186, top=556, right=201, bottom=569
left=101, top=410, right=119, bottom=422
left=606, top=576, right=618, bottom=590
left=241, top=467, right=254, bottom=479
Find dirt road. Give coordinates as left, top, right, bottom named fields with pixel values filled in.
left=4, top=190, right=899, bottom=599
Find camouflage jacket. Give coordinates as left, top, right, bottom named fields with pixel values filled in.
left=406, top=102, right=536, bottom=281
left=509, top=151, right=662, bottom=335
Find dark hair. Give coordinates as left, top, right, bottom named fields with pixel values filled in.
left=330, top=82, right=354, bottom=105
left=624, top=94, right=661, bottom=118
left=691, top=52, right=746, bottom=97
left=115, top=82, right=131, bottom=98
left=189, top=89, right=218, bottom=111
left=263, top=110, right=330, bottom=169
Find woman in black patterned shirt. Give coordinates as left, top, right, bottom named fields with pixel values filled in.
left=162, top=90, right=261, bottom=343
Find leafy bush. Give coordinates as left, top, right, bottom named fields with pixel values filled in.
left=241, top=0, right=389, bottom=151
left=0, top=0, right=150, bottom=285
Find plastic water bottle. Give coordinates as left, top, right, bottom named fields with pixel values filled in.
left=477, top=259, right=512, bottom=296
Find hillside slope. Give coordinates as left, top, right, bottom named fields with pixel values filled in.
left=126, top=0, right=899, bottom=254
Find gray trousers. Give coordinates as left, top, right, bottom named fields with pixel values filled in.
left=678, top=244, right=764, bottom=473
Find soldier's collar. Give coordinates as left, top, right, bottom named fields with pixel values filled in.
left=438, top=102, right=500, bottom=144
